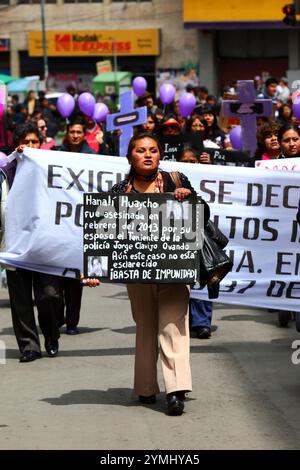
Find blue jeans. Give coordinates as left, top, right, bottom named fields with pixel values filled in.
left=190, top=299, right=213, bottom=329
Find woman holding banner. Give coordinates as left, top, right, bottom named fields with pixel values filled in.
left=109, top=133, right=209, bottom=415
left=278, top=124, right=300, bottom=158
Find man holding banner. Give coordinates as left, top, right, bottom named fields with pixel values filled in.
left=2, top=122, right=63, bottom=362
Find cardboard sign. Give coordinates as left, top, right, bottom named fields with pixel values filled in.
left=159, top=134, right=204, bottom=161
left=83, top=193, right=204, bottom=283
left=96, top=60, right=112, bottom=75
left=205, top=148, right=250, bottom=166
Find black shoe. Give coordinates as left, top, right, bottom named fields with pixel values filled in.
left=45, top=340, right=59, bottom=357
left=166, top=393, right=184, bottom=416
left=58, top=316, right=66, bottom=328
left=195, top=327, right=211, bottom=339
left=19, top=350, right=41, bottom=363
left=66, top=327, right=79, bottom=335
left=139, top=395, right=156, bottom=404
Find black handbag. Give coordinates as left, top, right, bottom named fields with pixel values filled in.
left=199, top=221, right=233, bottom=299
left=205, top=219, right=229, bottom=249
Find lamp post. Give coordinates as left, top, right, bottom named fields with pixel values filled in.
left=111, top=38, right=118, bottom=81
left=40, top=0, right=49, bottom=88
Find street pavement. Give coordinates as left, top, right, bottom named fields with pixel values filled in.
left=0, top=283, right=300, bottom=450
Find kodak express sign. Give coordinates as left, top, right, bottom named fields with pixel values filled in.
left=28, top=29, right=159, bottom=57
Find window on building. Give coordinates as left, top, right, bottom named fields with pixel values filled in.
left=17, top=0, right=57, bottom=3
left=64, top=0, right=102, bottom=3
left=0, top=0, right=10, bottom=4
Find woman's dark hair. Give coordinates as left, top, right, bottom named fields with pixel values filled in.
left=278, top=103, right=293, bottom=123
left=257, top=121, right=280, bottom=148
left=126, top=133, right=162, bottom=179
left=277, top=124, right=300, bottom=143
left=185, top=115, right=208, bottom=134
left=200, top=105, right=225, bottom=140
left=176, top=145, right=199, bottom=162
left=13, top=122, right=43, bottom=148
left=126, top=132, right=162, bottom=160
left=135, top=109, right=159, bottom=135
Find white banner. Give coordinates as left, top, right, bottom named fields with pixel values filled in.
left=1, top=147, right=300, bottom=312
left=255, top=157, right=300, bottom=171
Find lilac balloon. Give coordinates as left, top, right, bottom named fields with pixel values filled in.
left=293, top=96, right=300, bottom=120
left=0, top=151, right=8, bottom=168
left=93, top=103, right=109, bottom=122
left=230, top=126, right=243, bottom=150
left=78, top=92, right=95, bottom=117
left=178, top=92, right=196, bottom=118
left=57, top=93, right=75, bottom=118
left=159, top=83, right=176, bottom=105
left=133, top=76, right=147, bottom=97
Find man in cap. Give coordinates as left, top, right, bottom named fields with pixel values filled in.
left=136, top=91, right=163, bottom=121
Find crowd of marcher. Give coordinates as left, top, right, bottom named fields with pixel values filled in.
left=1, top=74, right=299, bottom=415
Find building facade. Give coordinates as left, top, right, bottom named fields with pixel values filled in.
left=0, top=0, right=199, bottom=92
left=183, top=0, right=300, bottom=94
left=0, top=0, right=299, bottom=95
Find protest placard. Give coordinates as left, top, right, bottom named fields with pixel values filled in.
left=83, top=193, right=203, bottom=283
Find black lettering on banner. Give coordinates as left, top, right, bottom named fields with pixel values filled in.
left=218, top=181, right=234, bottom=205
left=200, top=180, right=216, bottom=203
left=47, top=165, right=122, bottom=192
left=200, top=180, right=235, bottom=205
left=283, top=185, right=299, bottom=209
left=83, top=193, right=204, bottom=284
left=55, top=201, right=83, bottom=226
left=225, top=216, right=242, bottom=238
left=55, top=202, right=72, bottom=225
left=290, top=219, right=300, bottom=243
left=48, top=165, right=63, bottom=189
left=261, top=219, right=278, bottom=241
left=276, top=252, right=300, bottom=275
left=66, top=168, right=85, bottom=191
left=267, top=280, right=300, bottom=299
left=266, top=184, right=280, bottom=208
left=219, top=280, right=257, bottom=294
left=246, top=183, right=263, bottom=207
left=246, top=183, right=300, bottom=209
left=236, top=251, right=255, bottom=273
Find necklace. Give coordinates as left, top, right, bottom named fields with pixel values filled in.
left=126, top=171, right=164, bottom=193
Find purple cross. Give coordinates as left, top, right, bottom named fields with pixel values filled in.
left=222, top=80, right=273, bottom=156
left=106, top=90, right=147, bottom=157
left=0, top=84, right=6, bottom=148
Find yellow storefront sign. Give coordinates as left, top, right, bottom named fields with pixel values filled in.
left=29, top=29, right=159, bottom=57
left=183, top=0, right=289, bottom=23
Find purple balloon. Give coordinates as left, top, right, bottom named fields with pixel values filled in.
left=230, top=126, right=243, bottom=150
left=78, top=92, right=95, bottom=117
left=57, top=93, right=75, bottom=118
left=159, top=84, right=176, bottom=105
left=0, top=151, right=8, bottom=168
left=178, top=92, right=196, bottom=118
left=93, top=103, right=109, bottom=122
left=293, top=96, right=300, bottom=120
left=133, top=76, right=147, bottom=97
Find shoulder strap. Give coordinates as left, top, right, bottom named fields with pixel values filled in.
left=169, top=171, right=182, bottom=189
